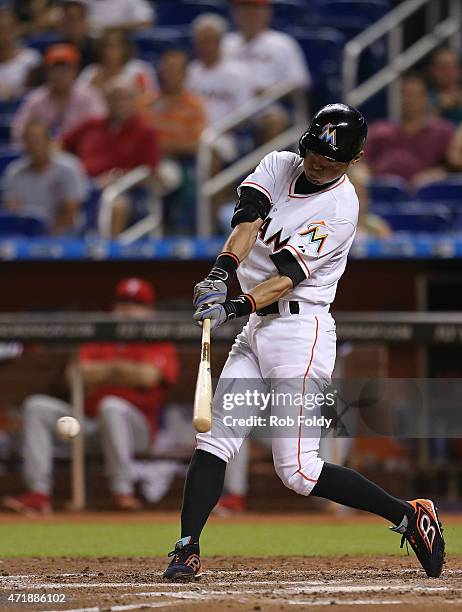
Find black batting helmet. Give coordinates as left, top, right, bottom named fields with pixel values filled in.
left=299, top=103, right=368, bottom=163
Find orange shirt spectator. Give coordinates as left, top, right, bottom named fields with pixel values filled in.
left=145, top=49, right=207, bottom=158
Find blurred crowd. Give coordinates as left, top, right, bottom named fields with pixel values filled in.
left=0, top=0, right=461, bottom=238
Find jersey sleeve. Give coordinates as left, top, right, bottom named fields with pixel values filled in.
left=270, top=218, right=355, bottom=284
left=238, top=151, right=281, bottom=203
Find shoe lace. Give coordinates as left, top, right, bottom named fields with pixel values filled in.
left=399, top=534, right=410, bottom=555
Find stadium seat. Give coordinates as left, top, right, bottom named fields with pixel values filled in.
left=24, top=33, right=64, bottom=53
left=132, top=27, right=191, bottom=63
left=155, top=0, right=228, bottom=26
left=313, top=0, right=389, bottom=24
left=0, top=99, right=23, bottom=116
left=308, top=0, right=388, bottom=40
left=415, top=178, right=462, bottom=204
left=373, top=203, right=453, bottom=232
left=368, top=177, right=411, bottom=205
left=80, top=185, right=102, bottom=233
left=284, top=27, right=346, bottom=102
left=0, top=149, right=20, bottom=179
left=0, top=213, right=48, bottom=237
left=270, top=0, right=312, bottom=28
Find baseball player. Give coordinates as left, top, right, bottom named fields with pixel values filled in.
left=163, top=104, right=445, bottom=580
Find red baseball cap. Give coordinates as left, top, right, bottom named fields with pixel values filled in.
left=115, top=278, right=155, bottom=306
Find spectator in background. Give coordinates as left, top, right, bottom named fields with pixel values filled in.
left=85, top=0, right=154, bottom=33
left=188, top=14, right=252, bottom=126
left=148, top=50, right=206, bottom=159
left=224, top=0, right=310, bottom=93
left=447, top=124, right=462, bottom=172
left=187, top=13, right=252, bottom=166
left=427, top=47, right=462, bottom=126
left=0, top=6, right=41, bottom=100
left=59, top=0, right=98, bottom=69
left=12, top=44, right=105, bottom=144
left=2, top=278, right=179, bottom=514
left=145, top=49, right=207, bottom=234
left=223, top=0, right=310, bottom=142
left=365, top=74, right=454, bottom=187
left=4, top=120, right=87, bottom=234
left=63, top=78, right=160, bottom=236
left=78, top=28, right=157, bottom=100
left=12, top=0, right=57, bottom=34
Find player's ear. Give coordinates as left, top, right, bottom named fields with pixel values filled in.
left=350, top=151, right=364, bottom=165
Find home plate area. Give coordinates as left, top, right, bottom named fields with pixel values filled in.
left=1, top=557, right=462, bottom=612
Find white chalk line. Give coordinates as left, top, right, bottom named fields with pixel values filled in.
left=2, top=568, right=462, bottom=582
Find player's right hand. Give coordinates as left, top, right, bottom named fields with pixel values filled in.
left=193, top=303, right=228, bottom=330
left=193, top=279, right=227, bottom=309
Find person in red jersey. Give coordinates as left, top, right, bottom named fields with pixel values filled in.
left=3, top=278, right=179, bottom=515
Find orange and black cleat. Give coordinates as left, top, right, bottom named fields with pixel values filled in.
left=163, top=537, right=202, bottom=582
left=391, top=498, right=445, bottom=578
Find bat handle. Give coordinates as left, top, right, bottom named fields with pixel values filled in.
left=193, top=317, right=212, bottom=433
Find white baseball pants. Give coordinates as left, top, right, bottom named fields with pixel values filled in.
left=197, top=312, right=336, bottom=496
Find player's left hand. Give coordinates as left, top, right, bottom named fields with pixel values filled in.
left=193, top=303, right=228, bottom=330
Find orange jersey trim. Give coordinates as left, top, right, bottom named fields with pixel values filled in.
left=297, top=315, right=320, bottom=483
left=285, top=244, right=311, bottom=278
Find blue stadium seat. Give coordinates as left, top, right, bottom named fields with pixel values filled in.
left=132, top=27, right=191, bottom=63
left=270, top=0, right=312, bottom=27
left=373, top=203, right=453, bottom=232
left=285, top=27, right=346, bottom=102
left=155, top=0, right=228, bottom=26
left=0, top=213, right=48, bottom=237
left=0, top=99, right=23, bottom=116
left=24, top=33, right=64, bottom=53
left=415, top=178, right=462, bottom=204
left=80, top=185, right=102, bottom=233
left=0, top=149, right=20, bottom=179
left=0, top=117, right=12, bottom=146
left=309, top=0, right=388, bottom=40
left=368, top=177, right=411, bottom=205
left=313, top=0, right=389, bottom=23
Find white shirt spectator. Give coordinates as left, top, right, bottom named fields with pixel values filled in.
left=86, top=0, right=154, bottom=32
left=4, top=151, right=88, bottom=227
left=186, top=59, right=252, bottom=124
left=223, top=29, right=310, bottom=93
left=0, top=47, right=41, bottom=100
left=78, top=58, right=158, bottom=92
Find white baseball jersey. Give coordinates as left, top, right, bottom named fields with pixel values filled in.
left=236, top=151, right=359, bottom=308
left=186, top=59, right=253, bottom=125
left=222, top=30, right=311, bottom=93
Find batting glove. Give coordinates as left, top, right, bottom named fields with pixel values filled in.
left=192, top=252, right=240, bottom=309
left=193, top=303, right=228, bottom=329
left=193, top=279, right=227, bottom=309
left=193, top=294, right=256, bottom=330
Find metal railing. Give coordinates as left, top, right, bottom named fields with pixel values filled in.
left=197, top=81, right=308, bottom=237
left=343, top=0, right=461, bottom=119
left=97, top=165, right=163, bottom=243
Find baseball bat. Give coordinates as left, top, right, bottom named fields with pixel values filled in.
left=193, top=317, right=212, bottom=433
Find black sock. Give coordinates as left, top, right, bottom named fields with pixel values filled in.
left=181, top=449, right=226, bottom=543
left=311, top=462, right=414, bottom=525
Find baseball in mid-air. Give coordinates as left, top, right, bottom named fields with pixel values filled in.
left=56, top=416, right=80, bottom=440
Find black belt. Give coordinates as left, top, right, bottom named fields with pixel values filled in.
left=256, top=301, right=300, bottom=316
